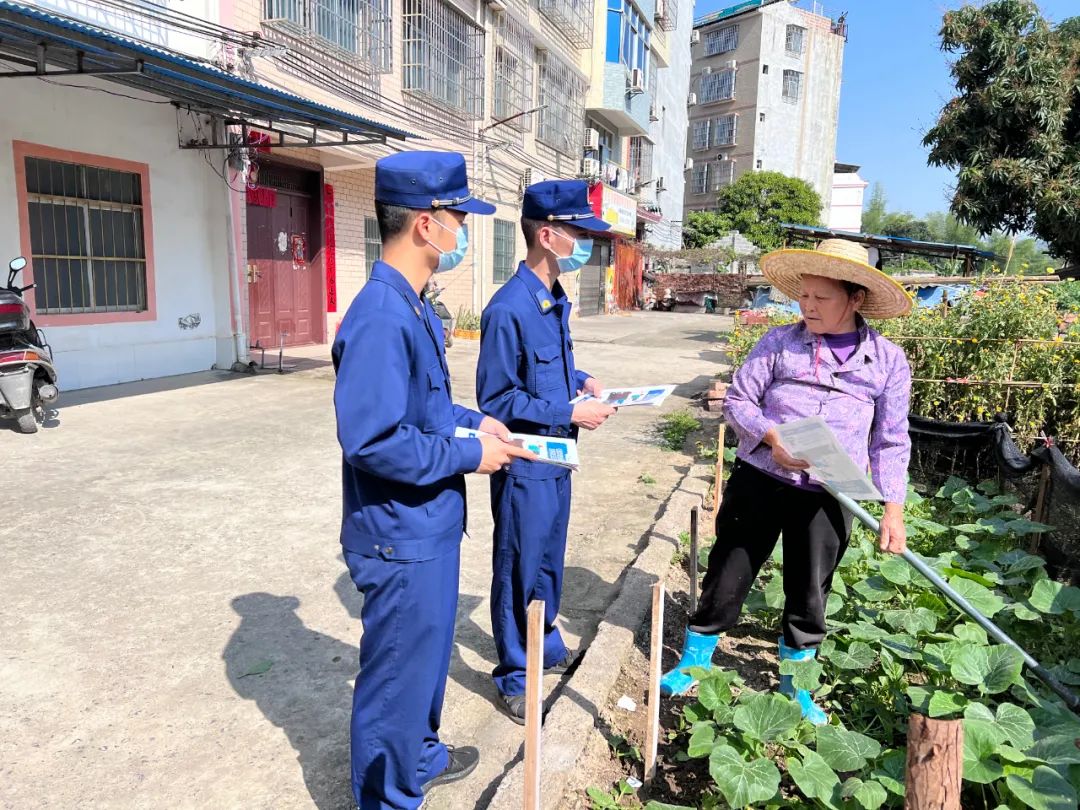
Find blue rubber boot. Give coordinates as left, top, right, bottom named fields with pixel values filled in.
left=777, top=638, right=828, bottom=725
left=659, top=629, right=720, bottom=696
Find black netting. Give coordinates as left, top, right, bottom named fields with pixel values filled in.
left=908, top=416, right=1080, bottom=582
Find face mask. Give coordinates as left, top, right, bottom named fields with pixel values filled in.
left=427, top=217, right=469, bottom=273
left=550, top=230, right=594, bottom=273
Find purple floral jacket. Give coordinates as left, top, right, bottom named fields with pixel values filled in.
left=724, top=318, right=912, bottom=503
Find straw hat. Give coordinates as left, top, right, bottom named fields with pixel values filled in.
left=760, top=239, right=913, bottom=319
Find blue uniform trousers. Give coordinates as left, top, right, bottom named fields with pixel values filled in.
left=489, top=470, right=573, bottom=696
left=344, top=546, right=459, bottom=809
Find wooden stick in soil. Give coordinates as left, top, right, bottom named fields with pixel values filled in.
left=524, top=600, right=544, bottom=810
left=904, top=714, right=962, bottom=810
left=689, top=506, right=699, bottom=615
left=712, top=422, right=727, bottom=514
left=645, top=582, right=665, bottom=782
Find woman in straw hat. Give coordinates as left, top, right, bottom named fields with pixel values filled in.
left=660, top=239, right=913, bottom=724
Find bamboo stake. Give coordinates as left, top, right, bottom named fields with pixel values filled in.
left=689, top=506, right=699, bottom=615
left=645, top=582, right=664, bottom=782
left=713, top=422, right=727, bottom=514
left=524, top=600, right=544, bottom=810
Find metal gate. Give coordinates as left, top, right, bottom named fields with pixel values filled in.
left=577, top=240, right=612, bottom=317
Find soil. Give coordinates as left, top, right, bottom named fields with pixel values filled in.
left=558, top=502, right=783, bottom=810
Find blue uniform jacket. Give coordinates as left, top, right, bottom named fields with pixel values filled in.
left=333, top=261, right=484, bottom=562
left=477, top=263, right=591, bottom=480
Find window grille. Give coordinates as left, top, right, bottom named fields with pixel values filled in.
left=402, top=0, right=485, bottom=119
left=264, top=0, right=392, bottom=73
left=782, top=68, right=802, bottom=103
left=691, top=163, right=709, bottom=195
left=785, top=24, right=806, bottom=56
left=691, top=119, right=711, bottom=151
left=712, top=158, right=735, bottom=190
left=537, top=0, right=594, bottom=50
left=24, top=156, right=147, bottom=315
left=712, top=113, right=737, bottom=146
left=364, top=216, right=381, bottom=277
left=703, top=23, right=738, bottom=56
left=700, top=67, right=736, bottom=103
left=493, top=219, right=516, bottom=283
left=628, top=137, right=653, bottom=188
left=655, top=0, right=677, bottom=32
left=536, top=49, right=586, bottom=155
left=492, top=12, right=534, bottom=131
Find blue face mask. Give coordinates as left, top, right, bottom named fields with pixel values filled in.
left=551, top=231, right=594, bottom=273
left=427, top=217, right=469, bottom=273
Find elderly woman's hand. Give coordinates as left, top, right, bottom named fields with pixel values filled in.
left=879, top=503, right=907, bottom=554
left=763, top=429, right=810, bottom=471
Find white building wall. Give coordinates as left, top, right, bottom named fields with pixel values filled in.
left=0, top=78, right=234, bottom=391
left=828, top=170, right=868, bottom=232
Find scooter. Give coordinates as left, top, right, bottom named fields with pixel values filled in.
left=0, top=257, right=59, bottom=433
left=424, top=280, right=454, bottom=349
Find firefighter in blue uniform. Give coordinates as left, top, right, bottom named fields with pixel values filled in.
left=332, top=151, right=534, bottom=810
left=476, top=180, right=618, bottom=722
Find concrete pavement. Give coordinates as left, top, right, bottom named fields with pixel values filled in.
left=0, top=311, right=727, bottom=810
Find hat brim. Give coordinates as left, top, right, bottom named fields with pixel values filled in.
left=447, top=197, right=496, bottom=215
left=564, top=215, right=612, bottom=233
left=759, top=249, right=913, bottom=319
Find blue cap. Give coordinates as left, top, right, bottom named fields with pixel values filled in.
left=521, top=180, right=611, bottom=232
left=375, top=151, right=495, bottom=214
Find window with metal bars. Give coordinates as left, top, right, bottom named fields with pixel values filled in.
left=691, top=163, right=709, bottom=195
left=703, top=23, right=738, bottom=56
left=23, top=156, right=147, bottom=315
left=536, top=49, right=586, bottom=155
left=712, top=113, right=737, bottom=147
left=493, top=12, right=534, bottom=131
left=785, top=24, right=806, bottom=56
left=628, top=137, right=653, bottom=188
left=402, top=0, right=485, bottom=119
left=699, top=68, right=736, bottom=103
left=493, top=219, right=516, bottom=283
left=264, top=0, right=392, bottom=72
left=364, top=216, right=381, bottom=277
left=691, top=119, right=711, bottom=151
left=712, top=158, right=735, bottom=190
left=782, top=68, right=802, bottom=103
left=538, top=0, right=593, bottom=50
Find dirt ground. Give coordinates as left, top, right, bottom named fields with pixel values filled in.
left=0, top=311, right=730, bottom=810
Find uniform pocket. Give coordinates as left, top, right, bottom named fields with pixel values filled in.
left=532, top=343, right=564, bottom=393
left=424, top=362, right=455, bottom=434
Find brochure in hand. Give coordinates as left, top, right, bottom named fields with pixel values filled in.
left=454, top=427, right=580, bottom=470
left=773, top=416, right=884, bottom=502
left=569, top=384, right=676, bottom=408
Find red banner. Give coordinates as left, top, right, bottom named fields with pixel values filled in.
left=245, top=186, right=276, bottom=208
left=324, top=183, right=337, bottom=313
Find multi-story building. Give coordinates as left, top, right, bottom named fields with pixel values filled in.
left=828, top=161, right=868, bottom=232
left=683, top=0, right=847, bottom=217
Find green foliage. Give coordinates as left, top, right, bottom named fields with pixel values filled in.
left=455, top=306, right=481, bottom=331
left=684, top=171, right=821, bottom=252
left=661, top=477, right=1080, bottom=808
left=862, top=183, right=888, bottom=236
left=657, top=410, right=701, bottom=452
left=923, top=0, right=1080, bottom=266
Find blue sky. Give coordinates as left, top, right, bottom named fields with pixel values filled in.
left=692, top=0, right=1079, bottom=218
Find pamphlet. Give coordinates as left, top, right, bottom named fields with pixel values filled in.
left=570, top=384, right=676, bottom=408
left=773, top=416, right=883, bottom=502
left=454, top=427, right=580, bottom=470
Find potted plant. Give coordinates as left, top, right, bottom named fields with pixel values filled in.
left=453, top=307, right=482, bottom=340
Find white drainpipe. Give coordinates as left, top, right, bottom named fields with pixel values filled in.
left=223, top=136, right=249, bottom=368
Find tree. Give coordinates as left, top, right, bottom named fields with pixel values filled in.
left=862, top=182, right=888, bottom=234
left=697, top=171, right=821, bottom=252
left=923, top=0, right=1080, bottom=264
left=682, top=210, right=730, bottom=249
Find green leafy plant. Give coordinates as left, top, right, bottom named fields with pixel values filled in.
left=639, top=473, right=657, bottom=485
left=659, top=476, right=1080, bottom=808
left=658, top=410, right=701, bottom=452
left=455, top=306, right=481, bottom=331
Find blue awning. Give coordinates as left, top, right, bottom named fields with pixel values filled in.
left=0, top=1, right=414, bottom=147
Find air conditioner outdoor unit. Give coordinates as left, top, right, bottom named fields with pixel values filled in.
left=702, top=66, right=713, bottom=75
left=522, top=167, right=546, bottom=189
left=649, top=103, right=659, bottom=122
left=687, top=92, right=698, bottom=106
left=581, top=157, right=600, bottom=177
left=684, top=158, right=694, bottom=171
left=690, top=30, right=700, bottom=44
left=725, top=59, right=737, bottom=70
left=629, top=68, right=645, bottom=92
left=583, top=127, right=600, bottom=150
left=655, top=176, right=666, bottom=192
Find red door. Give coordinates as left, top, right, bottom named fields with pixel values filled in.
left=246, top=181, right=321, bottom=348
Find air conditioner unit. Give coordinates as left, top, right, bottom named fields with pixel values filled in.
left=581, top=157, right=600, bottom=177
left=725, top=59, right=737, bottom=70
left=690, top=30, right=701, bottom=45
left=522, top=167, right=546, bottom=189
left=486, top=0, right=507, bottom=10
left=655, top=176, right=666, bottom=192
left=687, top=92, right=698, bottom=106
left=649, top=103, right=659, bottom=122
left=684, top=158, right=694, bottom=171
left=629, top=68, right=645, bottom=92
left=702, top=66, right=713, bottom=76
left=583, top=127, right=600, bottom=151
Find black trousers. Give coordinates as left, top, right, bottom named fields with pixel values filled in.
left=689, top=460, right=853, bottom=649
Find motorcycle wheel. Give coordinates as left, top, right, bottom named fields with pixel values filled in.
left=14, top=408, right=38, bottom=434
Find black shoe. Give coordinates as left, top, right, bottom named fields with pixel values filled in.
left=545, top=650, right=577, bottom=675
left=421, top=745, right=479, bottom=794
left=499, top=693, right=527, bottom=725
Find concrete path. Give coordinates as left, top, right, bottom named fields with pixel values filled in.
left=0, top=311, right=727, bottom=810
